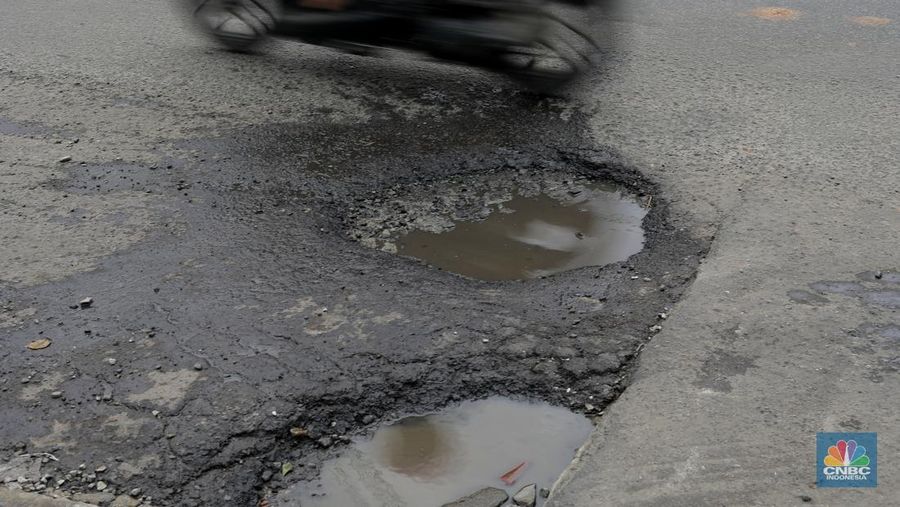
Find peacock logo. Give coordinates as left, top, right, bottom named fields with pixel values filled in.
left=823, top=439, right=869, bottom=467
left=817, top=432, right=877, bottom=487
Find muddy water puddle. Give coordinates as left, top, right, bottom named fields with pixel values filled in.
left=396, top=185, right=646, bottom=280
left=278, top=397, right=593, bottom=507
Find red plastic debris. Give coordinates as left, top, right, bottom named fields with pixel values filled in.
left=500, top=461, right=527, bottom=485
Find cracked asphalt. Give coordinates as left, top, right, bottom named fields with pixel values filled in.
left=2, top=0, right=898, bottom=506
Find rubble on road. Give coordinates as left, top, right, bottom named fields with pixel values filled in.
left=442, top=487, right=508, bottom=507
left=512, top=483, right=536, bottom=507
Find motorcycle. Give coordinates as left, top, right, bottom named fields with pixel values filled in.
left=184, top=0, right=603, bottom=92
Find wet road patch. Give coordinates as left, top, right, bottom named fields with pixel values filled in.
left=807, top=271, right=900, bottom=309
left=395, top=185, right=646, bottom=281
left=276, top=397, right=591, bottom=506
left=347, top=163, right=650, bottom=280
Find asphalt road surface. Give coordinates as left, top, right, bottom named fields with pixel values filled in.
left=1, top=0, right=898, bottom=506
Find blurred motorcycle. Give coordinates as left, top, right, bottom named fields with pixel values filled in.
left=183, top=0, right=606, bottom=92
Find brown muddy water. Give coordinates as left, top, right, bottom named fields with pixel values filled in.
left=278, top=397, right=593, bottom=506
left=396, top=185, right=646, bottom=280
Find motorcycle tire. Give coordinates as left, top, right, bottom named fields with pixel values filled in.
left=187, top=0, right=279, bottom=52
left=498, top=2, right=603, bottom=94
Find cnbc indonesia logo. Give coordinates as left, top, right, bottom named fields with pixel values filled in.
left=817, top=433, right=877, bottom=487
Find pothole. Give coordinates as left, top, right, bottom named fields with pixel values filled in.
left=275, top=397, right=592, bottom=506
left=347, top=167, right=650, bottom=280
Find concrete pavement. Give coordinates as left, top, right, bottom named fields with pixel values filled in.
left=551, top=0, right=899, bottom=504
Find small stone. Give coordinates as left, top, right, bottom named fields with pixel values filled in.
left=96, top=480, right=108, bottom=491
left=151, top=410, right=160, bottom=417
left=106, top=357, right=117, bottom=365
left=874, top=271, right=884, bottom=280
left=261, top=470, right=273, bottom=481
left=193, top=363, right=203, bottom=371
left=289, top=427, right=309, bottom=438
left=512, top=483, right=537, bottom=507
left=129, top=488, right=142, bottom=497
left=539, top=488, right=550, bottom=498
left=650, top=325, right=663, bottom=332
left=26, top=338, right=51, bottom=350
left=59, top=156, right=72, bottom=163
left=79, top=297, right=94, bottom=308
left=95, top=465, right=107, bottom=473
left=361, top=415, right=376, bottom=424
left=442, top=487, right=508, bottom=507
left=51, top=391, right=63, bottom=398
left=316, top=436, right=333, bottom=448
left=658, top=312, right=668, bottom=320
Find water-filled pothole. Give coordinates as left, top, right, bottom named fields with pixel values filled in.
left=348, top=171, right=648, bottom=280
left=398, top=184, right=645, bottom=280
left=276, top=397, right=592, bottom=506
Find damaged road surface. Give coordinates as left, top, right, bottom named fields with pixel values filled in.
left=1, top=102, right=708, bottom=505
left=0, top=1, right=738, bottom=505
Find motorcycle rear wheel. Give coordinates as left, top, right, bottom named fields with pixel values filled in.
left=189, top=0, right=279, bottom=51
left=498, top=3, right=600, bottom=93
